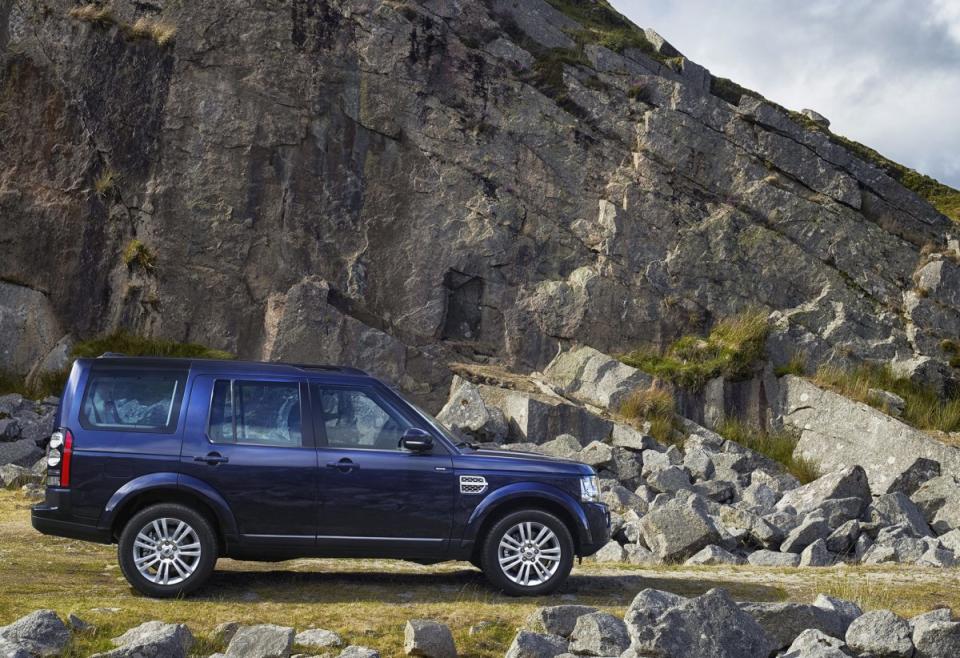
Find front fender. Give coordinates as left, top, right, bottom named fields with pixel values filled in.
left=462, top=481, right=592, bottom=547
left=98, top=472, right=239, bottom=540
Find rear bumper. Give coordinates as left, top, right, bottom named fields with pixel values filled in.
left=32, top=490, right=112, bottom=544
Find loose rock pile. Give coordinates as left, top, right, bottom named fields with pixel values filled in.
left=510, top=592, right=960, bottom=658
left=438, top=348, right=960, bottom=569
left=0, top=393, right=56, bottom=477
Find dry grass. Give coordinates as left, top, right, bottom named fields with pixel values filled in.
left=2, top=490, right=958, bottom=654
left=125, top=17, right=176, bottom=46
left=814, top=363, right=960, bottom=433
left=618, top=384, right=680, bottom=446
left=121, top=240, right=156, bottom=272
left=93, top=169, right=116, bottom=198
left=68, top=4, right=115, bottom=25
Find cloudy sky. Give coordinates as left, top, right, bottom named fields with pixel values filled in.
left=611, top=0, right=960, bottom=188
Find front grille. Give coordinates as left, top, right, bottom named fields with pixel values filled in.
left=460, top=475, right=488, bottom=495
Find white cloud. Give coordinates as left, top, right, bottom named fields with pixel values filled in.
left=611, top=0, right=960, bottom=188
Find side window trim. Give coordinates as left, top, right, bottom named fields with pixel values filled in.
left=205, top=377, right=314, bottom=449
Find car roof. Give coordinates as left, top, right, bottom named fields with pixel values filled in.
left=80, top=355, right=374, bottom=381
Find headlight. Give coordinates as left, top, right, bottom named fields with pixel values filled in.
left=580, top=475, right=600, bottom=503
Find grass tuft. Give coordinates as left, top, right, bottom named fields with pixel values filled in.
left=125, top=17, right=176, bottom=46
left=122, top=239, right=156, bottom=272
left=715, top=417, right=819, bottom=484
left=67, top=3, right=115, bottom=25
left=0, top=369, right=70, bottom=400
left=774, top=352, right=807, bottom=378
left=813, top=363, right=960, bottom=433
left=621, top=309, right=770, bottom=391
left=71, top=331, right=234, bottom=361
left=618, top=384, right=681, bottom=446
left=94, top=169, right=116, bottom=198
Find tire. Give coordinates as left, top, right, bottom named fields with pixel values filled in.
left=118, top=503, right=218, bottom=598
left=480, top=509, right=574, bottom=596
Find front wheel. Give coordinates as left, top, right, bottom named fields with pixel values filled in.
left=481, top=509, right=574, bottom=596
left=118, top=503, right=218, bottom=598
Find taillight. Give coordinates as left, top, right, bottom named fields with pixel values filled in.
left=46, top=428, right=73, bottom=487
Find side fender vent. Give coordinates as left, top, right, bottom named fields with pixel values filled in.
left=460, top=475, right=488, bottom=495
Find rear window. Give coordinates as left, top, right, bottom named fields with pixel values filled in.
left=80, top=369, right=187, bottom=432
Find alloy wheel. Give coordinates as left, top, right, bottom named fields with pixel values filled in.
left=132, top=517, right=202, bottom=585
left=497, top=520, right=562, bottom=586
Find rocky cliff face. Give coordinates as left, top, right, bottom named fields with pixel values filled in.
left=2, top=0, right=958, bottom=407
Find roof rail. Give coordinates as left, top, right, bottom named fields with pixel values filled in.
left=284, top=363, right=369, bottom=375
left=98, top=352, right=128, bottom=358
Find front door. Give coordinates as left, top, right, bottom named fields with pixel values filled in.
left=310, top=382, right=455, bottom=558
left=180, top=375, right=318, bottom=546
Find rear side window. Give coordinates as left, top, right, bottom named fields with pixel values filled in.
left=208, top=380, right=303, bottom=448
left=80, top=370, right=186, bottom=432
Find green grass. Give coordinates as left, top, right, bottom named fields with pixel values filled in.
left=71, top=331, right=234, bottom=361
left=774, top=352, right=807, bottom=378
left=621, top=310, right=770, bottom=391
left=813, top=363, right=960, bottom=433
left=122, top=240, right=156, bottom=272
left=617, top=384, right=680, bottom=446
left=0, top=333, right=233, bottom=399
left=715, top=417, right=819, bottom=484
left=545, top=0, right=661, bottom=56
left=709, top=76, right=763, bottom=107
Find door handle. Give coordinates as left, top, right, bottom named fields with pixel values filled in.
left=195, top=453, right=229, bottom=465
left=326, top=458, right=358, bottom=473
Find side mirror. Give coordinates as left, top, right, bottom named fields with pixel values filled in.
left=400, top=428, right=434, bottom=452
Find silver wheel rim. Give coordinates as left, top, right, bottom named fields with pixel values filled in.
left=132, top=517, right=202, bottom=586
left=498, top=521, right=562, bottom=586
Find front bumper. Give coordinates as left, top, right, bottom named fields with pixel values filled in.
left=578, top=502, right=611, bottom=556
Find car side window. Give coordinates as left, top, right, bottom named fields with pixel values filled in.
left=80, top=370, right=186, bottom=432
left=208, top=380, right=302, bottom=448
left=311, top=385, right=411, bottom=451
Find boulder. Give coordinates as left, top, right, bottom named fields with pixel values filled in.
left=611, top=424, right=655, bottom=451
left=542, top=345, right=652, bottom=410
left=782, top=376, right=960, bottom=494
left=638, top=493, right=722, bottom=562
left=782, top=629, right=849, bottom=658
left=867, top=388, right=906, bottom=417
left=913, top=617, right=960, bottom=658
left=338, top=647, right=380, bottom=658
left=624, top=589, right=686, bottom=634
left=578, top=441, right=613, bottom=469
left=628, top=588, right=775, bottom=658
left=799, top=539, right=833, bottom=567
left=775, top=465, right=870, bottom=516
left=0, top=440, right=42, bottom=469
left=590, top=541, right=626, bottom=563
left=781, top=517, right=831, bottom=554
left=825, top=520, right=861, bottom=554
left=226, top=624, right=295, bottom=658
left=600, top=484, right=646, bottom=515
left=0, top=464, right=41, bottom=489
left=624, top=543, right=659, bottom=565
left=0, top=638, right=29, bottom=658
left=647, top=465, right=693, bottom=494
left=537, top=434, right=582, bottom=459
left=436, top=377, right=508, bottom=443
left=800, top=108, right=831, bottom=128
left=503, top=630, right=568, bottom=658
left=214, top=622, right=241, bottom=645
left=845, top=610, right=914, bottom=658
left=403, top=620, right=456, bottom=657
left=741, top=482, right=781, bottom=512
left=609, top=447, right=643, bottom=487
left=868, top=492, right=933, bottom=538
left=890, top=356, right=955, bottom=398
left=683, top=446, right=715, bottom=481
left=684, top=544, right=744, bottom=566
left=567, top=612, right=629, bottom=656
left=886, top=457, right=941, bottom=496
left=0, top=610, right=70, bottom=657
left=813, top=595, right=863, bottom=628
left=103, top=621, right=195, bottom=658
left=741, top=601, right=847, bottom=650
left=912, top=476, right=960, bottom=534
left=527, top=605, right=597, bottom=638
left=747, top=550, right=800, bottom=567
left=295, top=628, right=342, bottom=651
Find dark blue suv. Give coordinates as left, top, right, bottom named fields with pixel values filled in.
left=32, top=357, right=609, bottom=597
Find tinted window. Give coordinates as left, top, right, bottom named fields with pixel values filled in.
left=312, top=385, right=410, bottom=451
left=209, top=380, right=302, bottom=447
left=81, top=370, right=186, bottom=432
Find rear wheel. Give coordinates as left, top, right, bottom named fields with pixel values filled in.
left=480, top=509, right=574, bottom=596
left=118, top=503, right=218, bottom=598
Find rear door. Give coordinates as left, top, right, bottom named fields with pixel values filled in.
left=71, top=365, right=188, bottom=521
left=310, top=381, right=455, bottom=558
left=180, top=374, right=318, bottom=546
